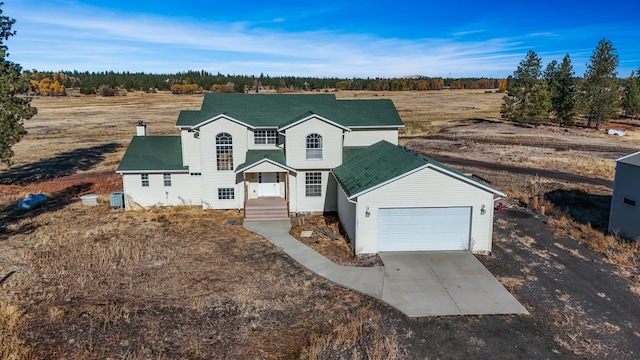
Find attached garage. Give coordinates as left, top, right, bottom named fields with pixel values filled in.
left=333, top=141, right=505, bottom=255
left=378, top=207, right=471, bottom=251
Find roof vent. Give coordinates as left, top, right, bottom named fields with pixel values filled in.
left=136, top=121, right=147, bottom=136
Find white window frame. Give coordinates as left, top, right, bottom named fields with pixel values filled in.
left=218, top=188, right=235, bottom=200
left=141, top=173, right=149, bottom=187
left=306, top=133, right=323, bottom=160
left=163, top=173, right=172, bottom=187
left=305, top=172, right=322, bottom=197
left=216, top=133, right=233, bottom=171
left=254, top=129, right=277, bottom=145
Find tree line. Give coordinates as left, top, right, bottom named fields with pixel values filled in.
left=501, top=39, right=640, bottom=130
left=23, top=69, right=505, bottom=96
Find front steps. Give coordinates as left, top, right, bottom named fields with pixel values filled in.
left=244, top=197, right=290, bottom=221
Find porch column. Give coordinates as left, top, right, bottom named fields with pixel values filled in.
left=285, top=171, right=290, bottom=214
left=243, top=172, right=247, bottom=218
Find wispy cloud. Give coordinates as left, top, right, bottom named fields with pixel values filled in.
left=526, top=32, right=559, bottom=38
left=453, top=29, right=486, bottom=37
left=4, top=1, right=640, bottom=77
left=6, top=5, right=520, bottom=76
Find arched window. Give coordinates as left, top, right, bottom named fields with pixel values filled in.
left=306, top=133, right=322, bottom=160
left=216, top=133, right=233, bottom=170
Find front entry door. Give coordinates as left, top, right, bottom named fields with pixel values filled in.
left=258, top=172, right=280, bottom=197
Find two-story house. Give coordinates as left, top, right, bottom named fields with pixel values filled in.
left=117, top=93, right=504, bottom=254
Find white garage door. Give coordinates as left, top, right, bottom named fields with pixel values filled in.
left=378, top=207, right=471, bottom=251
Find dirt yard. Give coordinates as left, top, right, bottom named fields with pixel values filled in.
left=1, top=90, right=640, bottom=359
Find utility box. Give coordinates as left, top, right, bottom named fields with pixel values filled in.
left=110, top=192, right=125, bottom=208
left=80, top=194, right=99, bottom=206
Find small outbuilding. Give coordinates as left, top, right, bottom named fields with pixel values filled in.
left=332, top=141, right=505, bottom=254
left=609, top=151, right=640, bottom=241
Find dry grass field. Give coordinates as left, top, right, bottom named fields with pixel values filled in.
left=1, top=89, right=640, bottom=359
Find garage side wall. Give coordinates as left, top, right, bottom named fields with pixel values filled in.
left=337, top=182, right=357, bottom=242
left=356, top=168, right=495, bottom=254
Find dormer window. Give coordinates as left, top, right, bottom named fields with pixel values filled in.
left=254, top=129, right=277, bottom=145
left=306, top=133, right=322, bottom=160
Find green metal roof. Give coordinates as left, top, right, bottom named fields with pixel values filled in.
left=235, top=149, right=295, bottom=173
left=333, top=141, right=503, bottom=199
left=116, top=136, right=186, bottom=172
left=175, top=93, right=404, bottom=129
left=342, top=146, right=368, bottom=163
left=176, top=110, right=218, bottom=127
left=617, top=151, right=640, bottom=167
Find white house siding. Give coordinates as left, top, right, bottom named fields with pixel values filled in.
left=337, top=182, right=357, bottom=242
left=123, top=173, right=201, bottom=207
left=288, top=172, right=298, bottom=212
left=198, top=118, right=249, bottom=209
left=343, top=129, right=398, bottom=146
left=292, top=170, right=337, bottom=213
left=609, top=162, right=640, bottom=240
left=180, top=130, right=202, bottom=172
left=283, top=117, right=344, bottom=169
left=355, top=168, right=495, bottom=254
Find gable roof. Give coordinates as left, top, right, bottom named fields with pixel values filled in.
left=332, top=141, right=505, bottom=199
left=277, top=113, right=351, bottom=131
left=116, top=136, right=187, bottom=173
left=175, top=93, right=403, bottom=129
left=235, top=149, right=296, bottom=173
left=616, top=151, right=640, bottom=166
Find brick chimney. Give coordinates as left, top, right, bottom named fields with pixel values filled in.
left=136, top=120, right=147, bottom=136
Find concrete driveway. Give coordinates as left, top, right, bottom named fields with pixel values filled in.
left=379, top=252, right=528, bottom=316
left=244, top=220, right=528, bottom=317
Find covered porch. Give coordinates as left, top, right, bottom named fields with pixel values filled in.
left=235, top=150, right=297, bottom=221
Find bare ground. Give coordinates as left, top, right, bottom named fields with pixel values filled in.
left=4, top=188, right=639, bottom=359
left=2, top=90, right=640, bottom=358
left=485, top=209, right=640, bottom=358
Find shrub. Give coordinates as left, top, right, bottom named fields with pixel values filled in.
left=79, top=87, right=96, bottom=95
left=98, top=84, right=116, bottom=96
left=210, top=84, right=233, bottom=93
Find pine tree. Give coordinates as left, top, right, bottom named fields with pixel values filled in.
left=501, top=50, right=551, bottom=124
left=0, top=3, right=37, bottom=166
left=580, top=39, right=620, bottom=130
left=622, top=69, right=640, bottom=119
left=544, top=54, right=576, bottom=126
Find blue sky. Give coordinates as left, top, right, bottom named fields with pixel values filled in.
left=3, top=0, right=640, bottom=78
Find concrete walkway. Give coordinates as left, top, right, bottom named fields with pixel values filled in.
left=244, top=220, right=528, bottom=317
